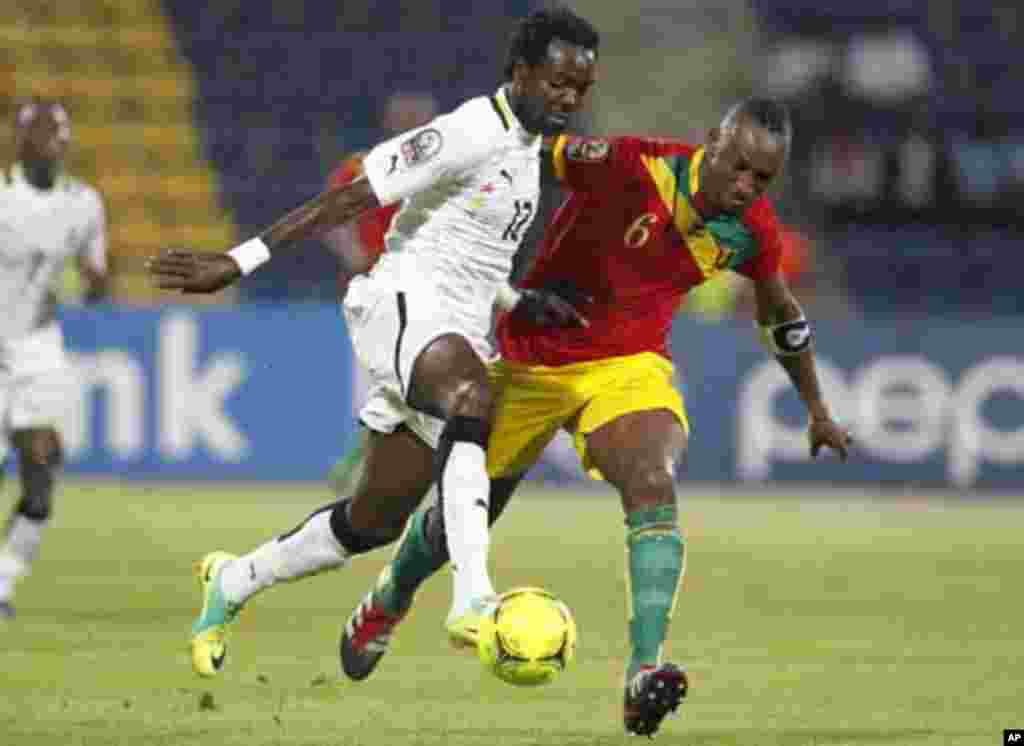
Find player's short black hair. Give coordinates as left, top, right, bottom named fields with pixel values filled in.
left=14, top=98, right=67, bottom=128
left=503, top=6, right=600, bottom=79
left=728, top=98, right=793, bottom=144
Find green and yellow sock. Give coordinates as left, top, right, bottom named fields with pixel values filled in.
left=374, top=508, right=447, bottom=616
left=625, top=503, right=685, bottom=682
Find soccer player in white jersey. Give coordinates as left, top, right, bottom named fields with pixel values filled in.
left=0, top=100, right=108, bottom=619
left=148, top=8, right=599, bottom=678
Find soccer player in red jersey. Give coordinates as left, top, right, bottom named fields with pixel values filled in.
left=340, top=98, right=851, bottom=736
left=321, top=152, right=396, bottom=297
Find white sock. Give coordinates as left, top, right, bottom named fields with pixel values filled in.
left=442, top=442, right=495, bottom=621
left=4, top=515, right=46, bottom=568
left=0, top=515, right=44, bottom=602
left=219, top=509, right=348, bottom=606
left=0, top=551, right=24, bottom=601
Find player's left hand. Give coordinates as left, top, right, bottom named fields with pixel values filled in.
left=147, top=250, right=242, bottom=294
left=516, top=287, right=590, bottom=328
left=808, top=418, right=852, bottom=461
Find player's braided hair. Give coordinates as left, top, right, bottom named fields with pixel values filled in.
left=504, top=6, right=600, bottom=79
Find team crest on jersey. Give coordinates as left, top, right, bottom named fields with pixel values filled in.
left=566, top=138, right=610, bottom=163
left=400, top=128, right=443, bottom=167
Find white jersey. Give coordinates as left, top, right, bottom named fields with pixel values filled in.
left=0, top=163, right=106, bottom=342
left=362, top=86, right=541, bottom=325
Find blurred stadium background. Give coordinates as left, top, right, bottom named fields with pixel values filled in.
left=1, top=1, right=1021, bottom=744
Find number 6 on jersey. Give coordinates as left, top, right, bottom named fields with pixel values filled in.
left=624, top=212, right=658, bottom=249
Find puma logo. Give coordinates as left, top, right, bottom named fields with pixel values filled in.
left=787, top=327, right=810, bottom=347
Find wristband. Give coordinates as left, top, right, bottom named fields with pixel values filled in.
left=494, top=283, right=522, bottom=312
left=227, top=237, right=271, bottom=276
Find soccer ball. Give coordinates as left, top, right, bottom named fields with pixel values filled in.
left=477, top=587, right=577, bottom=687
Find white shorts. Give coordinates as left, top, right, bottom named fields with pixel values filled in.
left=0, top=324, right=74, bottom=462
left=343, top=273, right=494, bottom=449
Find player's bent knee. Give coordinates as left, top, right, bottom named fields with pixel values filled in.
left=16, top=459, right=56, bottom=522
left=621, top=463, right=677, bottom=505
left=447, top=377, right=495, bottom=422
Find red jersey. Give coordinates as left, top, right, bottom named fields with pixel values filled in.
left=329, top=155, right=398, bottom=260
left=497, top=135, right=785, bottom=366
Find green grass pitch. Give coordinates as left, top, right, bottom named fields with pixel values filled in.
left=0, top=480, right=1020, bottom=745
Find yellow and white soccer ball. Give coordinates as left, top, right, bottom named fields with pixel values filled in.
left=477, top=587, right=577, bottom=687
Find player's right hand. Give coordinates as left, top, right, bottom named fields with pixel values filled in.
left=808, top=417, right=852, bottom=462
left=147, top=250, right=242, bottom=294
left=516, top=284, right=590, bottom=328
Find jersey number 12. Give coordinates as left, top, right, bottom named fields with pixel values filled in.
left=502, top=200, right=534, bottom=242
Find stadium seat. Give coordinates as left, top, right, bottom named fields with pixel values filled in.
left=0, top=0, right=238, bottom=303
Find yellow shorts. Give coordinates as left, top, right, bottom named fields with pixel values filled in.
left=486, top=352, right=689, bottom=480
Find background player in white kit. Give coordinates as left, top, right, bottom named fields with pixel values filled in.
left=148, top=8, right=599, bottom=677
left=0, top=100, right=108, bottom=618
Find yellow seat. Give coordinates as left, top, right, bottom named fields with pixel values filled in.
left=75, top=122, right=199, bottom=152
left=110, top=220, right=165, bottom=252
left=0, top=2, right=237, bottom=305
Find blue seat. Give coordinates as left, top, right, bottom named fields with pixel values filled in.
left=750, top=0, right=925, bottom=34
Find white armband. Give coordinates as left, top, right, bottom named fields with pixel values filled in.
left=227, top=237, right=271, bottom=276
left=759, top=316, right=812, bottom=356
left=494, top=282, right=522, bottom=312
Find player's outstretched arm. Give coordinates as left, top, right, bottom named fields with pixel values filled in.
left=753, top=274, right=851, bottom=461
left=148, top=177, right=380, bottom=294
left=150, top=98, right=508, bottom=294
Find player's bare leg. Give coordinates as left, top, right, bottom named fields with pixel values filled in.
left=341, top=474, right=523, bottom=680
left=404, top=333, right=499, bottom=646
left=0, top=428, right=62, bottom=619
left=586, top=409, right=689, bottom=736
left=218, top=425, right=435, bottom=603
left=190, top=427, right=434, bottom=677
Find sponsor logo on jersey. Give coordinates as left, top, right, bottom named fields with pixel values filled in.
left=400, top=128, right=443, bottom=167
left=566, top=138, right=610, bottom=163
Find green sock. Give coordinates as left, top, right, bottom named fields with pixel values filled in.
left=327, top=429, right=368, bottom=496
left=374, top=509, right=448, bottom=616
left=625, top=504, right=685, bottom=681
